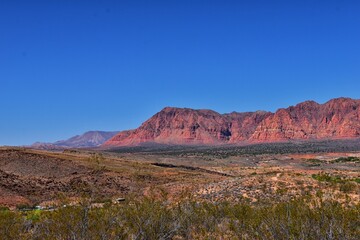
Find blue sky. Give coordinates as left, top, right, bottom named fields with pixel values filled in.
left=1, top=0, right=360, bottom=145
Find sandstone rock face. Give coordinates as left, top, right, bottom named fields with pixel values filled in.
left=251, top=98, right=360, bottom=141
left=226, top=111, right=272, bottom=142
left=105, top=108, right=236, bottom=146
left=104, top=97, right=360, bottom=146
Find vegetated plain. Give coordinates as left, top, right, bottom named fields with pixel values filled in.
left=0, top=139, right=359, bottom=239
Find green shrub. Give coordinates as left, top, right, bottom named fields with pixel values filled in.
left=15, top=204, right=33, bottom=210
left=0, top=206, right=9, bottom=211
left=332, top=157, right=360, bottom=163
left=0, top=211, right=25, bottom=240
left=312, top=173, right=344, bottom=183
left=340, top=181, right=357, bottom=193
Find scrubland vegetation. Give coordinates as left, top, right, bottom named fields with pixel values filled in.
left=109, top=139, right=360, bottom=157
left=0, top=195, right=359, bottom=240
left=1, top=147, right=359, bottom=239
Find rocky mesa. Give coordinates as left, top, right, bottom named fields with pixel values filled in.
left=103, top=97, right=360, bottom=147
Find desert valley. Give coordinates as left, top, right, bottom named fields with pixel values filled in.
left=3, top=1, right=360, bottom=238
left=0, top=98, right=359, bottom=239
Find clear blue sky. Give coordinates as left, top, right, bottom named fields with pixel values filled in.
left=1, top=0, right=360, bottom=145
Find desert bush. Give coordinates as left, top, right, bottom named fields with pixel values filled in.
left=1, top=196, right=359, bottom=239
left=340, top=181, right=357, bottom=193
left=89, top=153, right=106, bottom=171
left=332, top=157, right=360, bottom=163
left=16, top=203, right=33, bottom=210
left=312, top=173, right=343, bottom=183
left=121, top=197, right=180, bottom=240
left=0, top=206, right=9, bottom=211
left=0, top=210, right=25, bottom=240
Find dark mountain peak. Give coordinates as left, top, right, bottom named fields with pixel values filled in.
left=32, top=131, right=119, bottom=149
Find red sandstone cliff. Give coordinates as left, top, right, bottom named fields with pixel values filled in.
left=103, top=97, right=360, bottom=146
left=251, top=98, right=360, bottom=141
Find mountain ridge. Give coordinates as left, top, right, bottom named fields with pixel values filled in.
left=32, top=131, right=119, bottom=149
left=104, top=97, right=360, bottom=147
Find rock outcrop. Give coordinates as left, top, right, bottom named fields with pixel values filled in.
left=104, top=97, right=360, bottom=146
left=251, top=98, right=360, bottom=141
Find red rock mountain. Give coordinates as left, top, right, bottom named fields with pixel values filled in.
left=104, top=98, right=360, bottom=146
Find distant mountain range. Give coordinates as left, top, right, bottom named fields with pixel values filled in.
left=32, top=131, right=118, bottom=149
left=103, top=97, right=360, bottom=147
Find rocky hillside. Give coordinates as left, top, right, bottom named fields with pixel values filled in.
left=104, top=97, right=360, bottom=147
left=0, top=148, right=130, bottom=207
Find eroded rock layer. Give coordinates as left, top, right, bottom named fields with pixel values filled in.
left=104, top=98, right=360, bottom=146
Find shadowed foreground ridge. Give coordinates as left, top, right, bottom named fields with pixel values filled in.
left=104, top=97, right=360, bottom=146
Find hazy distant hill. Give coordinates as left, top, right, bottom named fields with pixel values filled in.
left=32, top=131, right=118, bottom=148
left=104, top=97, right=360, bottom=146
